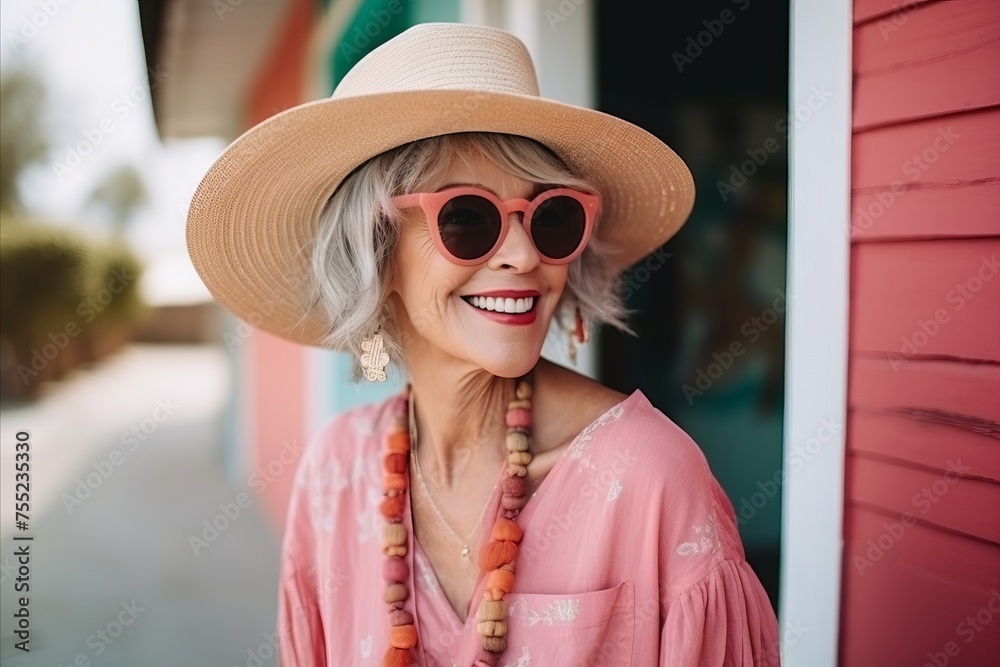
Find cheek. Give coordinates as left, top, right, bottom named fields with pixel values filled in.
left=395, top=256, right=474, bottom=328
left=545, top=266, right=570, bottom=300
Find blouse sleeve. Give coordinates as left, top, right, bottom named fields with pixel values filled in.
left=659, top=557, right=781, bottom=666
left=636, top=403, right=781, bottom=666
left=277, top=553, right=327, bottom=667
left=276, top=434, right=328, bottom=667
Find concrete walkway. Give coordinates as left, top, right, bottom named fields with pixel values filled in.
left=0, top=344, right=280, bottom=666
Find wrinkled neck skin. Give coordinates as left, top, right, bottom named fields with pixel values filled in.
left=402, top=334, right=530, bottom=492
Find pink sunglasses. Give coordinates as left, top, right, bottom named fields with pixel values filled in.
left=390, top=185, right=601, bottom=266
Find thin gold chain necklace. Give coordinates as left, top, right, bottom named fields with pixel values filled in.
left=408, top=391, right=492, bottom=559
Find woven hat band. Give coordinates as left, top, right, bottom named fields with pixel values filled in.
left=332, top=23, right=540, bottom=99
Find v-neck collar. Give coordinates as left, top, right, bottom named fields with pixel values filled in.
left=403, top=388, right=642, bottom=663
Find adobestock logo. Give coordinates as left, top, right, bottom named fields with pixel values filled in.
left=6, top=0, right=74, bottom=51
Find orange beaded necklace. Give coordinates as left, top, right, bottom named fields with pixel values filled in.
left=379, top=372, right=534, bottom=667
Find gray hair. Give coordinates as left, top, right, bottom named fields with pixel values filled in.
left=307, top=132, right=635, bottom=381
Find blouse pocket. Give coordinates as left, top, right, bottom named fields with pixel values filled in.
left=501, top=581, right=635, bottom=667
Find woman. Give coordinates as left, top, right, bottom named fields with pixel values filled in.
left=187, top=22, right=780, bottom=667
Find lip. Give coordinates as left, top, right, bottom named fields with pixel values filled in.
left=461, top=289, right=541, bottom=299
left=460, top=292, right=539, bottom=325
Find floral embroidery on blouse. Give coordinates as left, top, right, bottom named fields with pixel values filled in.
left=304, top=455, right=349, bottom=533
left=567, top=402, right=627, bottom=472
left=606, top=478, right=623, bottom=502
left=675, top=508, right=722, bottom=556
left=499, top=645, right=532, bottom=667
left=508, top=596, right=580, bottom=626
left=359, top=633, right=373, bottom=659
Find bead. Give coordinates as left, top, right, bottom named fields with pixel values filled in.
left=388, top=609, right=414, bottom=626
left=479, top=539, right=517, bottom=570
left=482, top=635, right=507, bottom=652
left=509, top=464, right=528, bottom=477
left=508, top=398, right=531, bottom=410
left=505, top=408, right=531, bottom=429
left=383, top=545, right=407, bottom=557
left=515, top=380, right=532, bottom=400
left=389, top=624, right=418, bottom=649
left=382, top=452, right=407, bottom=474
left=383, top=582, right=408, bottom=604
left=501, top=475, right=526, bottom=496
left=505, top=431, right=530, bottom=453
left=381, top=523, right=407, bottom=549
left=485, top=587, right=505, bottom=601
left=500, top=493, right=526, bottom=509
left=379, top=495, right=406, bottom=520
left=384, top=471, right=406, bottom=492
left=492, top=518, right=523, bottom=543
left=477, top=599, right=507, bottom=622
left=507, top=450, right=532, bottom=466
left=477, top=620, right=508, bottom=637
left=382, top=646, right=412, bottom=667
left=387, top=431, right=410, bottom=454
left=383, top=556, right=408, bottom=582
left=487, top=568, right=515, bottom=594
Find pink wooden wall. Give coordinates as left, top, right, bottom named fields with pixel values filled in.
left=841, top=0, right=1000, bottom=664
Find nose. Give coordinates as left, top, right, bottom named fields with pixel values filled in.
left=487, top=210, right=540, bottom=272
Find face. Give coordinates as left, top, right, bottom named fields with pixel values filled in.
left=387, top=150, right=571, bottom=378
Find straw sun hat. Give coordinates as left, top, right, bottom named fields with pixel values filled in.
left=186, top=22, right=695, bottom=349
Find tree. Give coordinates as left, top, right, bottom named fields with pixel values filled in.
left=0, top=69, right=48, bottom=214
left=86, top=164, right=148, bottom=238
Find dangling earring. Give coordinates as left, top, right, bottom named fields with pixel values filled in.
left=360, top=330, right=390, bottom=382
left=567, top=306, right=589, bottom=365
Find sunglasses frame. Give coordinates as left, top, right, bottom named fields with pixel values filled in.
left=390, top=185, right=601, bottom=266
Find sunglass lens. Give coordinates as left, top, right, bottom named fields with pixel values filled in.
left=530, top=196, right=586, bottom=259
left=438, top=194, right=502, bottom=260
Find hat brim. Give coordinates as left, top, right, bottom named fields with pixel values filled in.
left=186, top=89, right=695, bottom=349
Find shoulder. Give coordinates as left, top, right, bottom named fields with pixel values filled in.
left=282, top=390, right=406, bottom=559
left=291, top=390, right=405, bottom=494
left=576, top=390, right=747, bottom=563
left=567, top=387, right=716, bottom=491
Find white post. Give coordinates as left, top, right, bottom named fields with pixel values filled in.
left=781, top=0, right=852, bottom=665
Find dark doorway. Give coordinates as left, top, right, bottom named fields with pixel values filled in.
left=596, top=0, right=790, bottom=612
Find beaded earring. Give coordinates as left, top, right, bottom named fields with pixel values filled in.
left=567, top=306, right=589, bottom=365
left=360, top=330, right=391, bottom=382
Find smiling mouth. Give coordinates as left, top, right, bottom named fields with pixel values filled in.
left=460, top=295, right=537, bottom=314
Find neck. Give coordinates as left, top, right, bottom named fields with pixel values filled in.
left=404, top=348, right=533, bottom=492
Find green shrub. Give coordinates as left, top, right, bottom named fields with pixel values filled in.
left=0, top=218, right=90, bottom=352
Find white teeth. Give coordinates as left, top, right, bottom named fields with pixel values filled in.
left=464, top=295, right=536, bottom=314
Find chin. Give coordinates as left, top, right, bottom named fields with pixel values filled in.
left=469, top=344, right=545, bottom=378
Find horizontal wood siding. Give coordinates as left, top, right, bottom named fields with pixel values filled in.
left=853, top=0, right=1000, bottom=129
left=843, top=0, right=1000, bottom=664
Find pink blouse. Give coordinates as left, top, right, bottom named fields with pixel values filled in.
left=276, top=388, right=781, bottom=666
